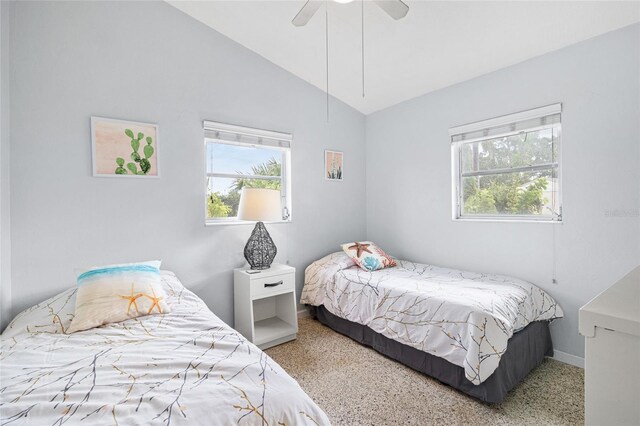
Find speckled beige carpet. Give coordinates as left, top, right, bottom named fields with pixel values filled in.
left=265, top=317, right=584, bottom=426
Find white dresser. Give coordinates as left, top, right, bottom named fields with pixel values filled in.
left=579, top=266, right=640, bottom=426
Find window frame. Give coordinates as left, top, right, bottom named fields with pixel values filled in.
left=450, top=105, right=563, bottom=223
left=203, top=121, right=292, bottom=226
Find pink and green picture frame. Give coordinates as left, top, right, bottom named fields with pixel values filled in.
left=91, top=116, right=159, bottom=178
left=325, top=150, right=343, bottom=181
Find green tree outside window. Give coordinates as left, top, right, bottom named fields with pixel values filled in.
left=207, top=157, right=282, bottom=219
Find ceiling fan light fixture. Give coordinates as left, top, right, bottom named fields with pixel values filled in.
left=293, top=0, right=408, bottom=26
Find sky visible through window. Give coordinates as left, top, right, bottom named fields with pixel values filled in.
left=207, top=142, right=281, bottom=194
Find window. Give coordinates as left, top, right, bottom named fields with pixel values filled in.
left=204, top=121, right=292, bottom=224
left=451, top=104, right=562, bottom=221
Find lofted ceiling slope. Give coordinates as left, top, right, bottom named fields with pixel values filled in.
left=168, top=1, right=640, bottom=114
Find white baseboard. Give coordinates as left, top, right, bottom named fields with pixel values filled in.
left=550, top=350, right=584, bottom=368
left=297, top=308, right=311, bottom=319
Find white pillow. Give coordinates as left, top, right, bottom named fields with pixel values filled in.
left=341, top=241, right=397, bottom=271
left=67, top=260, right=170, bottom=333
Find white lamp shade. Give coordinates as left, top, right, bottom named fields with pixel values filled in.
left=237, top=188, right=282, bottom=222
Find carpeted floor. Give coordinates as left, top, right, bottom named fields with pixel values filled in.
left=265, top=317, right=584, bottom=426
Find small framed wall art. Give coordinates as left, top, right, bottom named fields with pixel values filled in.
left=325, top=150, right=343, bottom=181
left=91, top=116, right=159, bottom=178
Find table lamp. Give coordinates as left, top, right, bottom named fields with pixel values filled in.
left=237, top=188, right=282, bottom=270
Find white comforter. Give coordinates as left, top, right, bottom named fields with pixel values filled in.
left=1, top=272, right=329, bottom=426
left=301, top=253, right=563, bottom=385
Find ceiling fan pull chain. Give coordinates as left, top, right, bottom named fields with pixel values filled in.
left=362, top=0, right=365, bottom=98
left=326, top=2, right=330, bottom=122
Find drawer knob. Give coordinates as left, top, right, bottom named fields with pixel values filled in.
left=264, top=280, right=283, bottom=288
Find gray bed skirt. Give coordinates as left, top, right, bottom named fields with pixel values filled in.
left=309, top=305, right=553, bottom=404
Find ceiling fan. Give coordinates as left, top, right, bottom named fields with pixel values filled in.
left=292, top=0, right=409, bottom=27
left=293, top=0, right=409, bottom=120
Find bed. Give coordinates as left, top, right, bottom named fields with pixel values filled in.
left=0, top=271, right=330, bottom=425
left=301, top=252, right=563, bottom=403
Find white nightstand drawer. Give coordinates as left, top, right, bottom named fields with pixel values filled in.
left=250, top=274, right=294, bottom=299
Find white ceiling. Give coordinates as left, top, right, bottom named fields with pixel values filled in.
left=168, top=1, right=640, bottom=115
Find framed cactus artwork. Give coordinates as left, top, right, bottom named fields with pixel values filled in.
left=91, top=117, right=159, bottom=178
left=325, top=150, right=343, bottom=181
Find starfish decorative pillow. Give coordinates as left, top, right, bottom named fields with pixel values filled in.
left=341, top=241, right=396, bottom=272
left=67, top=260, right=170, bottom=333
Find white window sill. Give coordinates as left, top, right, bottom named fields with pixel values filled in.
left=453, top=217, right=563, bottom=224
left=205, top=219, right=292, bottom=227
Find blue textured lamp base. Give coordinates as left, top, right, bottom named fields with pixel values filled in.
left=244, top=221, right=277, bottom=270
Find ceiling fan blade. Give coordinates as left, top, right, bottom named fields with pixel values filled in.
left=374, top=0, right=409, bottom=20
left=292, top=1, right=323, bottom=27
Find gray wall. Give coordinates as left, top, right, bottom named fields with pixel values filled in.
left=0, top=1, right=11, bottom=331
left=366, top=23, right=640, bottom=359
left=5, top=1, right=639, bottom=362
left=7, top=1, right=366, bottom=326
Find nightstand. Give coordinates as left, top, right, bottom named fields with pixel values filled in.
left=234, top=264, right=298, bottom=349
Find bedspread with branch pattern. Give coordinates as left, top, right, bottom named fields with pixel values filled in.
left=1, top=272, right=329, bottom=426
left=300, top=252, right=562, bottom=385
